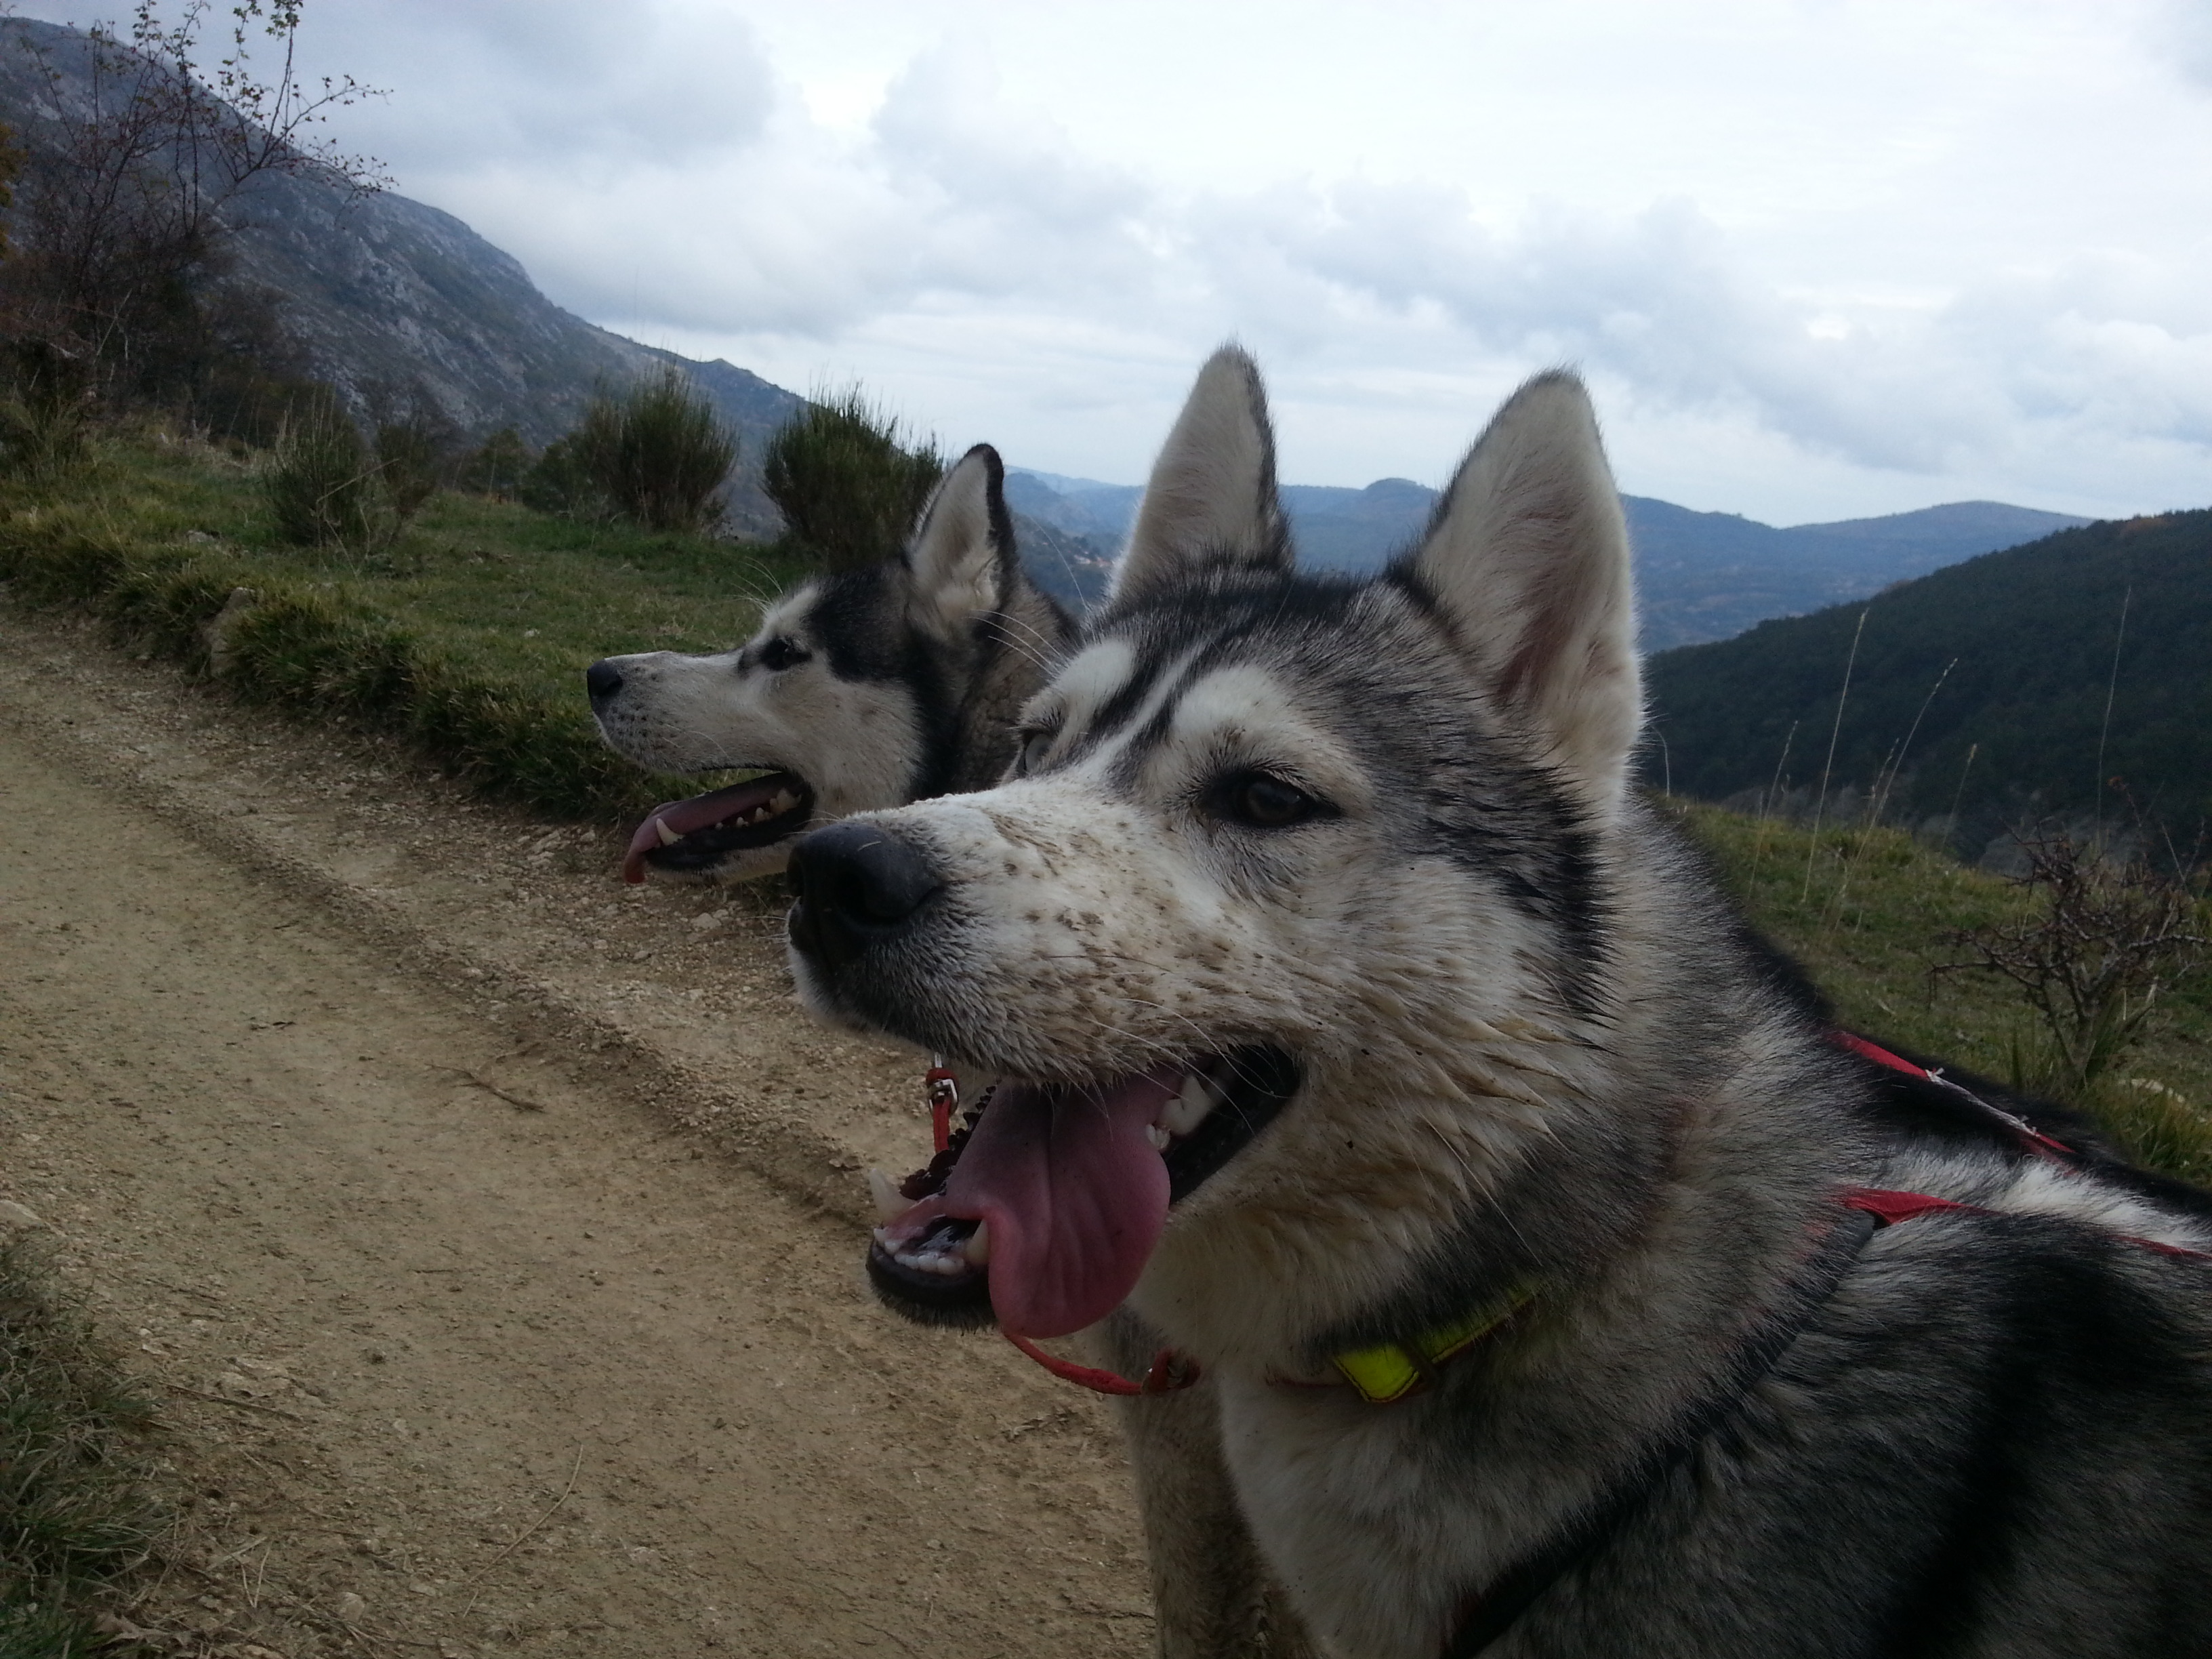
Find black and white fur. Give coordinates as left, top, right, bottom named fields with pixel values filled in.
left=785, top=350, right=2212, bottom=1658
left=589, top=436, right=1298, bottom=1650
left=587, top=445, right=1072, bottom=881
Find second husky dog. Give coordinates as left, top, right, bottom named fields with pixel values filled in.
left=589, top=438, right=1307, bottom=1653
left=586, top=445, right=1073, bottom=884
left=787, top=351, right=2212, bottom=1657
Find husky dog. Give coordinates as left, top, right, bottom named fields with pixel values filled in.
left=586, top=445, right=1072, bottom=884
left=785, top=351, right=2212, bottom=1657
left=588, top=438, right=1298, bottom=1651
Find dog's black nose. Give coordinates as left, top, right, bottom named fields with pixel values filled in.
left=787, top=821, right=943, bottom=971
left=584, top=659, right=624, bottom=703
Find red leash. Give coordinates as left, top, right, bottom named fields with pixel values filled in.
left=1003, top=1334, right=1202, bottom=1395
left=1826, top=1030, right=2076, bottom=1161
left=1840, top=1185, right=2211, bottom=1261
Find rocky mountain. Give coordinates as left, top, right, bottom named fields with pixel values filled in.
left=0, top=16, right=803, bottom=530
left=1010, top=467, right=2087, bottom=643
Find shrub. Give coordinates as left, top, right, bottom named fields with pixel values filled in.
left=1942, top=831, right=2209, bottom=1097
left=525, top=366, right=737, bottom=533
left=0, top=338, right=96, bottom=481
left=762, top=386, right=943, bottom=569
left=374, top=419, right=448, bottom=529
left=458, top=426, right=531, bottom=499
left=519, top=430, right=605, bottom=520
left=0, top=1233, right=169, bottom=1650
left=265, top=397, right=380, bottom=547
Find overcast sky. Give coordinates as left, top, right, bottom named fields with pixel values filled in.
left=39, top=1, right=2212, bottom=522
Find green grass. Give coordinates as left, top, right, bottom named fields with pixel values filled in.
left=0, top=432, right=811, bottom=819
left=1674, top=800, right=2212, bottom=1184
left=0, top=1235, right=169, bottom=1656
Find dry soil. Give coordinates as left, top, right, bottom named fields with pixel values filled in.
left=0, top=604, right=1152, bottom=1658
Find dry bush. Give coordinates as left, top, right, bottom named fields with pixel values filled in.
left=1941, top=830, right=2208, bottom=1097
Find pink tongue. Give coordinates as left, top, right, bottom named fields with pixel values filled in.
left=943, top=1068, right=1180, bottom=1338
left=620, top=773, right=798, bottom=884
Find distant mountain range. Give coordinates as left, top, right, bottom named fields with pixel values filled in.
left=1008, top=469, right=2088, bottom=648
left=1643, top=510, right=2212, bottom=848
left=0, top=15, right=2094, bottom=639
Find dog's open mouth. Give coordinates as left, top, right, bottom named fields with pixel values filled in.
left=621, top=772, right=816, bottom=883
left=865, top=1046, right=1298, bottom=1338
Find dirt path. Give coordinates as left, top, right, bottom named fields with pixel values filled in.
left=0, top=607, right=1150, bottom=1658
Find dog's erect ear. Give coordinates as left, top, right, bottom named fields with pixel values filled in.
left=1109, top=346, right=1291, bottom=605
left=1408, top=372, right=1642, bottom=819
left=907, top=444, right=1016, bottom=643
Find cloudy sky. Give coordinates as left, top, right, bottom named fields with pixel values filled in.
left=42, top=1, right=2212, bottom=521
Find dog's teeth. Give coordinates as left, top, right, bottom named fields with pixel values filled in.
left=653, top=817, right=681, bottom=846
left=965, top=1220, right=991, bottom=1266
left=866, top=1168, right=907, bottom=1223
left=1160, top=1071, right=1215, bottom=1139
left=770, top=790, right=798, bottom=813
left=1146, top=1122, right=1172, bottom=1153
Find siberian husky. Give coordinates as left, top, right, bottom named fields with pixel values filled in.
left=585, top=445, right=1072, bottom=883
left=785, top=351, right=2212, bottom=1657
left=588, top=440, right=1295, bottom=1650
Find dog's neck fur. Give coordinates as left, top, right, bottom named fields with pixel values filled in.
left=1130, top=794, right=1867, bottom=1379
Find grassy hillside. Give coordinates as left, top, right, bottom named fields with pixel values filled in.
left=0, top=432, right=808, bottom=819
left=1675, top=801, right=2211, bottom=1183
left=1645, top=510, right=2212, bottom=837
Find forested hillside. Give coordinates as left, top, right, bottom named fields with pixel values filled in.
left=1644, top=510, right=2212, bottom=842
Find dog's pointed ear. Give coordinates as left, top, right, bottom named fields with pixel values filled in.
left=1109, top=346, right=1290, bottom=604
left=1408, top=372, right=1642, bottom=819
left=907, top=444, right=1016, bottom=642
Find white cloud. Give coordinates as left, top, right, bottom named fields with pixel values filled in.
left=22, top=0, right=2212, bottom=520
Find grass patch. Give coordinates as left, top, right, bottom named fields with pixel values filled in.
left=1674, top=800, right=2212, bottom=1184
left=0, top=1233, right=168, bottom=1655
left=0, top=431, right=812, bottom=820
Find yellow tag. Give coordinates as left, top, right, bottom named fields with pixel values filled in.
left=1328, top=1284, right=1536, bottom=1406
left=1331, top=1342, right=1425, bottom=1405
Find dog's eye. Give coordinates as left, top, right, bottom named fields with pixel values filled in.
left=756, top=636, right=808, bottom=672
left=1218, top=771, right=1326, bottom=830
left=1013, top=726, right=1056, bottom=776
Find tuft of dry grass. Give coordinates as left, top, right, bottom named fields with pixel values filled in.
left=0, top=1232, right=171, bottom=1655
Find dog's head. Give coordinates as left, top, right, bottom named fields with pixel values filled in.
left=588, top=444, right=1063, bottom=883
left=786, top=350, right=1643, bottom=1361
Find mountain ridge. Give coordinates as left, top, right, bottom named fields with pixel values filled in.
left=1007, top=467, right=2089, bottom=646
